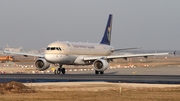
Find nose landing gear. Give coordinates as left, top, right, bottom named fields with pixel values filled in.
left=54, top=64, right=66, bottom=74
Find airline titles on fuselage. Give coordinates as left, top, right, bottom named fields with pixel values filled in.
left=72, top=44, right=95, bottom=49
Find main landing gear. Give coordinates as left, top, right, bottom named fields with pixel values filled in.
left=95, top=70, right=104, bottom=74
left=54, top=64, right=66, bottom=74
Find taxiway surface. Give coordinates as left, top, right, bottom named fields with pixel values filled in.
left=0, top=65, right=180, bottom=84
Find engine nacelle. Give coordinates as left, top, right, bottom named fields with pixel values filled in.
left=34, top=58, right=50, bottom=71
left=93, top=59, right=109, bottom=72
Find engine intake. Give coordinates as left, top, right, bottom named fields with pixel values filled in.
left=35, top=58, right=50, bottom=71
left=93, top=59, right=109, bottom=72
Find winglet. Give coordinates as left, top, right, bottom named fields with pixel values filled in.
left=100, top=14, right=113, bottom=45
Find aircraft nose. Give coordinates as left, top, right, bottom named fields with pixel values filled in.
left=44, top=54, right=67, bottom=63
left=44, top=54, right=53, bottom=62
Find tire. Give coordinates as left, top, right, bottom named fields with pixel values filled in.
left=57, top=69, right=61, bottom=74
left=62, top=68, right=66, bottom=74
left=95, top=70, right=99, bottom=74
left=100, top=71, right=104, bottom=74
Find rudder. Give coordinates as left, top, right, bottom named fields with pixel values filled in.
left=100, top=14, right=113, bottom=45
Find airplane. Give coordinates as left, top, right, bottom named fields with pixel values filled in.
left=4, top=14, right=174, bottom=75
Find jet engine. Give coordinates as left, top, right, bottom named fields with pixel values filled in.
left=93, top=59, right=109, bottom=72
left=34, top=58, right=50, bottom=71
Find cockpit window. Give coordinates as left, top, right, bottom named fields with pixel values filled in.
left=58, top=47, right=62, bottom=50
left=46, top=47, right=51, bottom=50
left=56, top=47, right=59, bottom=50
left=67, top=44, right=70, bottom=47
left=46, top=47, right=62, bottom=51
left=51, top=47, right=55, bottom=50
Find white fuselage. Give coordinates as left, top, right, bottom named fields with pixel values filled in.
left=44, top=41, right=114, bottom=65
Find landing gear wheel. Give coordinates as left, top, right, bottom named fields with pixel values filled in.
left=57, top=68, right=61, bottom=74
left=95, top=70, right=99, bottom=74
left=54, top=69, right=60, bottom=74
left=62, top=68, right=66, bottom=74
left=100, top=71, right=104, bottom=74
left=54, top=64, right=66, bottom=75
left=95, top=71, right=104, bottom=75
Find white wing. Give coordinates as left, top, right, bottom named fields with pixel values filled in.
left=3, top=51, right=44, bottom=57
left=83, top=52, right=174, bottom=61
left=112, top=47, right=139, bottom=51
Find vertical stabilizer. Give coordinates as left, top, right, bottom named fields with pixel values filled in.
left=100, top=14, right=113, bottom=45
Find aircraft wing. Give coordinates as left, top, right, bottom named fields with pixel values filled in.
left=3, top=51, right=44, bottom=57
left=112, top=47, right=139, bottom=51
left=83, top=52, right=174, bottom=61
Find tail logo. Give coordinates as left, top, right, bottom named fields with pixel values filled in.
left=107, top=27, right=111, bottom=44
